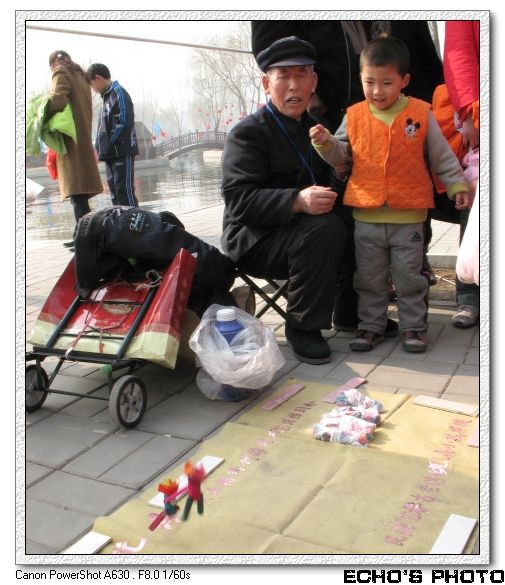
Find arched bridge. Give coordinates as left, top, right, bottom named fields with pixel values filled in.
left=153, top=130, right=228, bottom=160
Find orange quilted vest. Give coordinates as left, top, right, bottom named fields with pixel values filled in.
left=344, top=98, right=434, bottom=209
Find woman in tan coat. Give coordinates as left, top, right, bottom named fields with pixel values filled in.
left=47, top=51, right=103, bottom=226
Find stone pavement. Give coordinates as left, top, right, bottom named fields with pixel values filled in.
left=23, top=205, right=479, bottom=556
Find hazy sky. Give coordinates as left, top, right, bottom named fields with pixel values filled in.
left=25, top=19, right=247, bottom=109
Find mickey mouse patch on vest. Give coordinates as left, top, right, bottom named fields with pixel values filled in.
left=405, top=118, right=421, bottom=137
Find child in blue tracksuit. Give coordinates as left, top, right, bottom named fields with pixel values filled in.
left=87, top=63, right=139, bottom=207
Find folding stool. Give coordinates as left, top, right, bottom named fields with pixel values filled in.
left=235, top=270, right=288, bottom=320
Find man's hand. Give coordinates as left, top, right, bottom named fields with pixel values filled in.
left=309, top=124, right=329, bottom=146
left=454, top=191, right=470, bottom=211
left=292, top=186, right=337, bottom=215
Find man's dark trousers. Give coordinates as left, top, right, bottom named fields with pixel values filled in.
left=236, top=213, right=349, bottom=331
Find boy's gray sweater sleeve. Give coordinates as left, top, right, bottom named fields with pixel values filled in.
left=426, top=111, right=468, bottom=196
left=313, top=116, right=352, bottom=175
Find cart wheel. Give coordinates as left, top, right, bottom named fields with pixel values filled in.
left=109, top=375, right=147, bottom=428
left=26, top=364, right=48, bottom=413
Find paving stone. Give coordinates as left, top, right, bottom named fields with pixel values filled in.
left=398, top=387, right=442, bottom=399
left=367, top=358, right=456, bottom=393
left=37, top=392, right=85, bottom=414
left=444, top=364, right=480, bottom=397
left=424, top=322, right=444, bottom=340
left=63, top=429, right=155, bottom=478
left=26, top=413, right=116, bottom=467
left=78, top=366, right=115, bottom=382
left=138, top=362, right=197, bottom=393
left=60, top=362, right=104, bottom=379
left=470, top=326, right=481, bottom=346
left=25, top=408, right=54, bottom=426
left=426, top=308, right=457, bottom=324
left=323, top=355, right=382, bottom=383
left=362, top=382, right=404, bottom=395
left=327, top=336, right=355, bottom=353
left=59, top=387, right=110, bottom=419
left=28, top=470, right=135, bottom=516
left=438, top=392, right=480, bottom=406
left=100, top=435, right=197, bottom=489
left=390, top=342, right=468, bottom=364
left=25, top=539, right=60, bottom=555
left=135, top=390, right=244, bottom=440
left=25, top=498, right=97, bottom=553
left=379, top=357, right=457, bottom=376
left=290, top=352, right=347, bottom=379
left=50, top=373, right=104, bottom=395
left=437, top=324, right=479, bottom=346
left=26, top=462, right=53, bottom=488
left=277, top=358, right=303, bottom=380
left=278, top=345, right=295, bottom=360
left=464, top=347, right=480, bottom=366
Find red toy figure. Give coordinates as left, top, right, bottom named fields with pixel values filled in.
left=182, top=461, right=205, bottom=520
left=148, top=478, right=179, bottom=531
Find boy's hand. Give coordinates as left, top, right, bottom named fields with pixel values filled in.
left=309, top=124, right=329, bottom=145
left=454, top=192, right=470, bottom=210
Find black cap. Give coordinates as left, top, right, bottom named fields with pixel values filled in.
left=256, top=36, right=317, bottom=73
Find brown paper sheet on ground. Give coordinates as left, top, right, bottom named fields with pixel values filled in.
left=372, top=398, right=479, bottom=472
left=284, top=448, right=478, bottom=554
left=93, top=379, right=478, bottom=555
left=237, top=378, right=410, bottom=438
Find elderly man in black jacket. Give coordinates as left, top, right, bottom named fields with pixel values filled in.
left=251, top=20, right=443, bottom=133
left=221, top=37, right=349, bottom=365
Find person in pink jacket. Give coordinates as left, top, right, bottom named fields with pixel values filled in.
left=443, top=20, right=480, bottom=328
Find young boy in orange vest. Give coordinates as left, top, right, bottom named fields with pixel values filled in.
left=310, top=37, right=469, bottom=353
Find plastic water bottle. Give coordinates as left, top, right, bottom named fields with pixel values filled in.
left=214, top=308, right=244, bottom=343
left=213, top=308, right=249, bottom=401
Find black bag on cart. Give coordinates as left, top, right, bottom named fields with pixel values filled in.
left=74, top=206, right=236, bottom=316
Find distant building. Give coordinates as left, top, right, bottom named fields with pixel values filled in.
left=135, top=121, right=156, bottom=160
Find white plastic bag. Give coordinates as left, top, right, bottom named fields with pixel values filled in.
left=189, top=304, right=285, bottom=391
left=195, top=368, right=254, bottom=402
left=456, top=180, right=480, bottom=286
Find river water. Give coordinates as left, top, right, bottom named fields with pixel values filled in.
left=26, top=152, right=223, bottom=244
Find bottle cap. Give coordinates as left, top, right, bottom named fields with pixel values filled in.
left=216, top=308, right=237, bottom=322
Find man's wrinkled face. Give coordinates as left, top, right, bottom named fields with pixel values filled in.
left=262, top=65, right=318, bottom=120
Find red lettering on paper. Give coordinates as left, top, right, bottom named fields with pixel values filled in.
left=393, top=523, right=416, bottom=537
left=384, top=535, right=406, bottom=546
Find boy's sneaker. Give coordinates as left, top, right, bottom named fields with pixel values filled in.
left=403, top=330, right=427, bottom=353
left=451, top=305, right=479, bottom=328
left=285, top=322, right=331, bottom=365
left=349, top=330, right=384, bottom=352
left=334, top=318, right=399, bottom=336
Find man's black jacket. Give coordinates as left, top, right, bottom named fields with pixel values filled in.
left=221, top=102, right=333, bottom=263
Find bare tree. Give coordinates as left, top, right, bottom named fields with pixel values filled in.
left=160, top=96, right=186, bottom=136
left=190, top=22, right=262, bottom=132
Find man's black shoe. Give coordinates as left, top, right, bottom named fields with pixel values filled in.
left=285, top=322, right=331, bottom=365
left=63, top=240, right=74, bottom=248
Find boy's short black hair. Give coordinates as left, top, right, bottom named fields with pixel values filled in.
left=86, top=63, right=111, bottom=81
left=360, top=37, right=410, bottom=76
